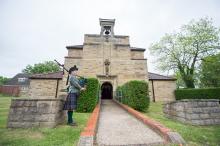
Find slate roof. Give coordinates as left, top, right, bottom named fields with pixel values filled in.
left=5, top=73, right=30, bottom=86
left=148, top=72, right=176, bottom=81
left=29, top=71, right=63, bottom=79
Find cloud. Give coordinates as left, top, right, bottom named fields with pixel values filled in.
left=0, top=0, right=220, bottom=77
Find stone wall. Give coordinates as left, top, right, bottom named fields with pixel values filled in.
left=163, top=99, right=220, bottom=125
left=149, top=80, right=176, bottom=102
left=68, top=49, right=83, bottom=58
left=131, top=51, right=144, bottom=59
left=7, top=98, right=65, bottom=128
left=19, top=85, right=29, bottom=97
left=63, top=34, right=149, bottom=95
left=29, top=79, right=62, bottom=99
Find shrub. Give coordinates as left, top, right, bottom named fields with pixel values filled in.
left=116, top=80, right=150, bottom=111
left=175, top=88, right=220, bottom=100
left=76, top=78, right=100, bottom=112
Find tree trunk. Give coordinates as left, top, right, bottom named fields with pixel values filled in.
left=183, top=75, right=195, bottom=88
left=184, top=80, right=195, bottom=88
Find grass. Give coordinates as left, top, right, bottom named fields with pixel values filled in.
left=2, top=94, right=220, bottom=146
left=144, top=102, right=220, bottom=146
left=0, top=94, right=91, bottom=146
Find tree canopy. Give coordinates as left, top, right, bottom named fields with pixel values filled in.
left=149, top=17, right=220, bottom=88
left=22, top=61, right=61, bottom=74
left=199, top=53, right=220, bottom=87
left=0, top=76, right=10, bottom=85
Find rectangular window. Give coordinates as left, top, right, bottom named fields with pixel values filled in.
left=18, top=78, right=26, bottom=82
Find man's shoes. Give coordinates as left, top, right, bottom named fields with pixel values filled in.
left=67, top=122, right=77, bottom=126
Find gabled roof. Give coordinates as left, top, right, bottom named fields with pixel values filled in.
left=29, top=71, right=63, bottom=79
left=5, top=73, right=30, bottom=86
left=148, top=72, right=176, bottom=81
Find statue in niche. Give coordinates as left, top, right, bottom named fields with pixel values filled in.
left=104, top=59, right=110, bottom=76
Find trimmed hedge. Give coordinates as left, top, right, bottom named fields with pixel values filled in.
left=76, top=78, right=100, bottom=112
left=116, top=80, right=150, bottom=111
left=175, top=88, right=220, bottom=100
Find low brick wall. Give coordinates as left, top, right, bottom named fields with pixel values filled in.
left=113, top=99, right=185, bottom=145
left=78, top=103, right=100, bottom=146
left=163, top=99, right=220, bottom=125
left=7, top=98, right=65, bottom=128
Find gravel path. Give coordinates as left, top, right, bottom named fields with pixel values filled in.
left=96, top=100, right=164, bottom=146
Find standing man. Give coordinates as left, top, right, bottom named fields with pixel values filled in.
left=63, top=65, right=86, bottom=126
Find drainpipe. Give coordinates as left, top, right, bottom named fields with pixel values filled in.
left=151, top=80, right=155, bottom=102
left=55, top=79, right=59, bottom=98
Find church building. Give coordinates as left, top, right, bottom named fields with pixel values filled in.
left=28, top=19, right=176, bottom=102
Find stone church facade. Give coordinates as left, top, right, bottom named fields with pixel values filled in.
left=28, top=19, right=176, bottom=101
left=7, top=19, right=177, bottom=129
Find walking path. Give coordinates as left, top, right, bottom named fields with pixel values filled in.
left=96, top=100, right=164, bottom=146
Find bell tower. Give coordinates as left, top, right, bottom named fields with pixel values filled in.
left=99, top=18, right=115, bottom=37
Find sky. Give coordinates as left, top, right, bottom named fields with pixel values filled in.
left=0, top=0, right=220, bottom=78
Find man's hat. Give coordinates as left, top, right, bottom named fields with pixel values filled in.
left=68, top=65, right=78, bottom=74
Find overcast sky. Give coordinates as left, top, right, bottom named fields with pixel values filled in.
left=1, top=0, right=220, bottom=78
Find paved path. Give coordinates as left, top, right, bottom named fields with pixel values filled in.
left=96, top=100, right=164, bottom=146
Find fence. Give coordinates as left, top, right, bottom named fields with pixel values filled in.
left=0, top=85, right=20, bottom=96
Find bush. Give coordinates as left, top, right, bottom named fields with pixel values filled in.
left=76, top=78, right=100, bottom=112
left=116, top=80, right=150, bottom=111
left=175, top=88, right=220, bottom=100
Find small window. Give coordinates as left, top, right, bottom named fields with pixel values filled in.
left=21, top=86, right=27, bottom=90
left=18, top=78, right=26, bottom=83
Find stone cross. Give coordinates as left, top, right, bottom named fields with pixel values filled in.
left=104, top=59, right=110, bottom=76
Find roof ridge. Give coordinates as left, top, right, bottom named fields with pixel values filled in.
left=148, top=72, right=176, bottom=80
left=31, top=71, right=63, bottom=76
left=149, top=72, right=171, bottom=77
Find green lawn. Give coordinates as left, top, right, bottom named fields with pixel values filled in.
left=0, top=94, right=90, bottom=146
left=144, top=102, right=220, bottom=146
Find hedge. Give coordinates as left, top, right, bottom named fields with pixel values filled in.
left=76, top=78, right=100, bottom=112
left=116, top=80, right=150, bottom=111
left=175, top=87, right=220, bottom=100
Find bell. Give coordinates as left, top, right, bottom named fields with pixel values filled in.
left=105, top=30, right=110, bottom=35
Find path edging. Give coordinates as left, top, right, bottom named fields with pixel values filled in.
left=78, top=103, right=100, bottom=146
left=113, top=99, right=185, bottom=145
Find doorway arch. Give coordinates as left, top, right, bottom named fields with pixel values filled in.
left=101, top=82, right=113, bottom=99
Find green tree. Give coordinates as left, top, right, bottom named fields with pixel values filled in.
left=175, top=71, right=185, bottom=88
left=0, top=76, right=10, bottom=85
left=22, top=61, right=61, bottom=74
left=199, top=53, right=220, bottom=87
left=149, top=17, right=220, bottom=88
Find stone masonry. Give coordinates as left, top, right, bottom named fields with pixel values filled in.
left=163, top=99, right=220, bottom=125
left=29, top=79, right=64, bottom=99
left=27, top=18, right=176, bottom=102
left=149, top=80, right=176, bottom=102
left=7, top=98, right=65, bottom=128
left=62, top=19, right=148, bottom=96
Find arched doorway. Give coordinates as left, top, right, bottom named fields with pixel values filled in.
left=101, top=82, right=113, bottom=99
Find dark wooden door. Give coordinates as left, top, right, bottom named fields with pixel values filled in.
left=101, top=82, right=113, bottom=99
